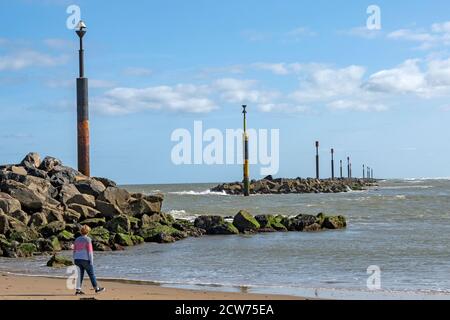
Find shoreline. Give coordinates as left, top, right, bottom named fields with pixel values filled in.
left=0, top=272, right=304, bottom=300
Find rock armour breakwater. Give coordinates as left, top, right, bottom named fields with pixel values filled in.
left=211, top=175, right=376, bottom=195
left=0, top=153, right=347, bottom=263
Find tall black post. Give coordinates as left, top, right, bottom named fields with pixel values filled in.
left=242, top=105, right=250, bottom=196
left=76, top=21, right=90, bottom=177
left=363, top=164, right=365, bottom=180
left=371, top=168, right=374, bottom=180
left=331, top=148, right=335, bottom=180
left=340, top=160, right=343, bottom=179
left=315, top=141, right=319, bottom=179
left=367, top=166, right=370, bottom=181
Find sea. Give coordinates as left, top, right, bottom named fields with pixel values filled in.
left=1, top=178, right=450, bottom=300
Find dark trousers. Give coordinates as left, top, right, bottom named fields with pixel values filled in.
left=74, top=259, right=98, bottom=289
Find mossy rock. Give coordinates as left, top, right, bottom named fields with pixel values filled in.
left=57, top=230, right=75, bottom=241
left=233, top=210, right=260, bottom=233
left=39, top=221, right=66, bottom=238
left=105, top=214, right=130, bottom=234
left=139, top=223, right=185, bottom=242
left=255, top=215, right=288, bottom=232
left=17, top=243, right=37, bottom=257
left=90, top=227, right=110, bottom=244
left=92, top=241, right=112, bottom=251
left=129, top=216, right=140, bottom=230
left=194, top=216, right=239, bottom=235
left=131, top=235, right=144, bottom=245
left=322, top=215, right=347, bottom=229
left=80, top=218, right=106, bottom=228
left=8, top=228, right=40, bottom=243
left=49, top=236, right=62, bottom=251
left=114, top=233, right=133, bottom=247
left=47, top=254, right=73, bottom=268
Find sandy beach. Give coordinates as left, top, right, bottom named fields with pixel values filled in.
left=0, top=273, right=302, bottom=300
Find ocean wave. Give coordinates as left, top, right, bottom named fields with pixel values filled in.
left=404, top=177, right=450, bottom=181
left=166, top=210, right=198, bottom=222
left=168, top=189, right=228, bottom=196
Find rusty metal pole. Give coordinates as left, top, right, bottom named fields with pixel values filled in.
left=76, top=21, right=90, bottom=177
left=331, top=148, right=335, bottom=180
left=242, top=105, right=250, bottom=196
left=347, top=157, right=350, bottom=179
left=340, top=160, right=343, bottom=179
left=315, top=141, right=319, bottom=179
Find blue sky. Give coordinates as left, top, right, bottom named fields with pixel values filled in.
left=1, top=0, right=450, bottom=184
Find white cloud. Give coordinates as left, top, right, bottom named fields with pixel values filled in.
left=387, top=21, right=450, bottom=49
left=123, top=67, right=153, bottom=77
left=341, top=26, right=382, bottom=39
left=284, top=27, right=317, bottom=40
left=327, top=99, right=388, bottom=112
left=213, top=78, right=279, bottom=104
left=0, top=50, right=68, bottom=71
left=258, top=103, right=309, bottom=113
left=364, top=59, right=426, bottom=94
left=44, top=38, right=74, bottom=50
left=93, top=84, right=217, bottom=115
left=290, top=65, right=366, bottom=102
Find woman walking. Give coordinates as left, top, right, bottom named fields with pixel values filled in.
left=73, top=225, right=105, bottom=295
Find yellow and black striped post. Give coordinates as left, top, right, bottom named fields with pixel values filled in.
left=242, top=105, right=250, bottom=196
left=76, top=21, right=90, bottom=176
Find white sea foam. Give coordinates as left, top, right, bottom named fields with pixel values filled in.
left=168, top=189, right=228, bottom=196
left=166, top=209, right=198, bottom=222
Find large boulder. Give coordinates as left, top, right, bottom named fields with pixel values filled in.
left=255, top=215, right=287, bottom=232
left=98, top=187, right=130, bottom=209
left=288, top=214, right=319, bottom=231
left=322, top=215, right=347, bottom=229
left=75, top=179, right=106, bottom=197
left=9, top=227, right=40, bottom=243
left=39, top=221, right=66, bottom=237
left=49, top=165, right=85, bottom=187
left=139, top=223, right=186, bottom=243
left=232, top=210, right=260, bottom=233
left=81, top=218, right=106, bottom=228
left=39, top=157, right=61, bottom=172
left=58, top=184, right=81, bottom=204
left=0, top=213, right=9, bottom=235
left=93, top=177, right=117, bottom=188
left=194, top=216, right=239, bottom=235
left=114, top=233, right=134, bottom=247
left=0, top=180, right=45, bottom=212
left=10, top=210, right=29, bottom=225
left=68, top=204, right=100, bottom=220
left=10, top=166, right=28, bottom=176
left=67, top=194, right=96, bottom=208
left=42, top=206, right=65, bottom=223
left=105, top=214, right=130, bottom=234
left=29, top=212, right=48, bottom=228
left=21, top=152, right=41, bottom=169
left=127, top=198, right=160, bottom=217
left=95, top=200, right=122, bottom=219
left=17, top=243, right=38, bottom=257
left=89, top=227, right=110, bottom=244
left=46, top=254, right=73, bottom=267
left=63, top=209, right=81, bottom=223
left=0, top=192, right=22, bottom=214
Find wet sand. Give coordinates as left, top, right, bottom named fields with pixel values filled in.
left=0, top=273, right=303, bottom=300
